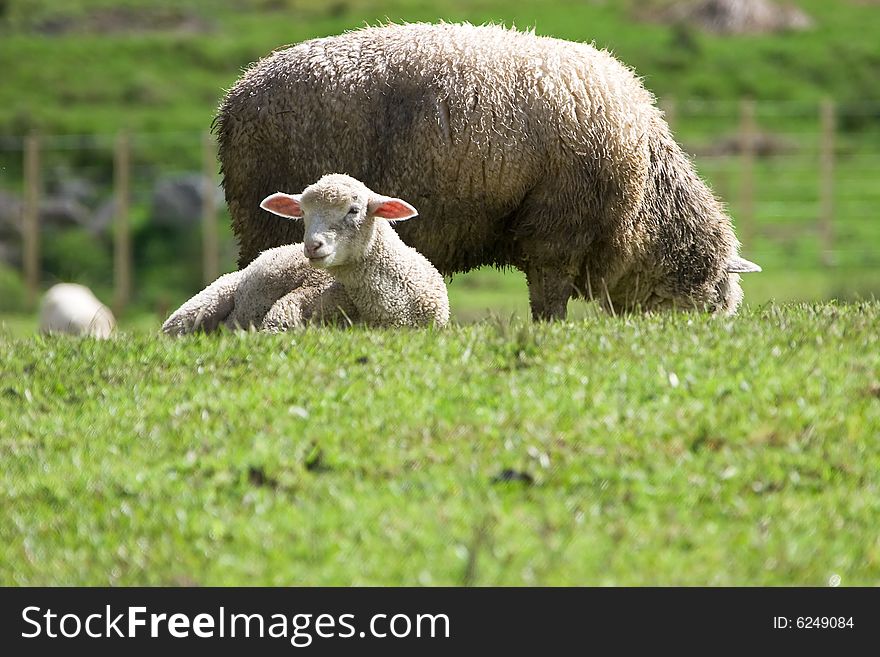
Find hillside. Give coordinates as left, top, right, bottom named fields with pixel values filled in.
left=1, top=0, right=879, bottom=139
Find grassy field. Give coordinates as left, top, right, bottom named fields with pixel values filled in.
left=2, top=0, right=879, bottom=305
left=2, top=302, right=878, bottom=585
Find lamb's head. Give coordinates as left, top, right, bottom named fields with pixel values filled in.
left=260, top=174, right=418, bottom=269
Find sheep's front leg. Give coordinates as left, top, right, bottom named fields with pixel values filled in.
left=261, top=282, right=359, bottom=332
left=161, top=271, right=242, bottom=335
left=260, top=288, right=308, bottom=333
left=306, top=282, right=359, bottom=327
left=524, top=264, right=572, bottom=321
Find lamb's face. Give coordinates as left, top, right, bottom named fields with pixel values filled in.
left=260, top=174, right=419, bottom=270
left=299, top=185, right=373, bottom=269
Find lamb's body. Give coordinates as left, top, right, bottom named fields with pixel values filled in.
left=328, top=219, right=450, bottom=328
left=39, top=283, right=115, bottom=338
left=162, top=174, right=449, bottom=334
left=218, top=22, right=756, bottom=318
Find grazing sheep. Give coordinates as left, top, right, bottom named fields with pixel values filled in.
left=39, top=283, right=115, bottom=338
left=161, top=174, right=449, bottom=334
left=216, top=22, right=760, bottom=320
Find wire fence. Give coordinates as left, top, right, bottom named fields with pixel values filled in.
left=665, top=98, right=880, bottom=272
left=0, top=130, right=233, bottom=313
left=0, top=98, right=879, bottom=313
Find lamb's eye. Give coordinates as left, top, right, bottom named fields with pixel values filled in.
left=346, top=206, right=360, bottom=216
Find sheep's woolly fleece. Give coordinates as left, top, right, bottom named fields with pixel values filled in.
left=217, top=22, right=760, bottom=319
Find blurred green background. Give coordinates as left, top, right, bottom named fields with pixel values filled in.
left=1, top=0, right=879, bottom=324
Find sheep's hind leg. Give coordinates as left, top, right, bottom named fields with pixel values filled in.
left=524, top=265, right=572, bottom=321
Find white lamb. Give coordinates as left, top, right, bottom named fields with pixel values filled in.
left=39, top=283, right=116, bottom=339
left=161, top=174, right=449, bottom=334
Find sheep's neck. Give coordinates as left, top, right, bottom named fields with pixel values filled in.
left=330, top=222, right=413, bottom=319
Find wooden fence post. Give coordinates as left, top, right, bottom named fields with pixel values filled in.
left=202, top=131, right=219, bottom=284
left=113, top=131, right=132, bottom=314
left=819, top=98, right=835, bottom=267
left=22, top=134, right=41, bottom=308
left=739, top=98, right=756, bottom=251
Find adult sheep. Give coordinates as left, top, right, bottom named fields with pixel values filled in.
left=217, top=22, right=760, bottom=319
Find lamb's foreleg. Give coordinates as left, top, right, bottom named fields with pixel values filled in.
left=261, top=281, right=359, bottom=332
left=161, top=271, right=242, bottom=335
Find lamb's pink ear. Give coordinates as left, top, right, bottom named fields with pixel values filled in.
left=368, top=195, right=418, bottom=221
left=260, top=192, right=303, bottom=219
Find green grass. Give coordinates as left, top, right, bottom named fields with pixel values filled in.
left=2, top=0, right=880, bottom=303
left=2, top=302, right=879, bottom=585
